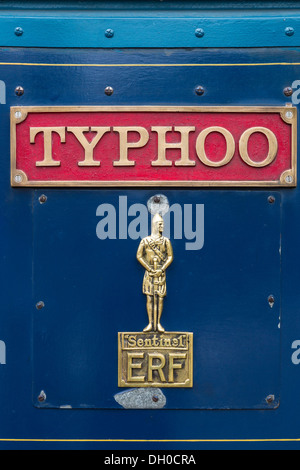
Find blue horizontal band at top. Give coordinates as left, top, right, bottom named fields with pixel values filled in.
left=1, top=14, right=300, bottom=48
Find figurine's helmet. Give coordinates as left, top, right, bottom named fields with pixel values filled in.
left=152, top=213, right=164, bottom=231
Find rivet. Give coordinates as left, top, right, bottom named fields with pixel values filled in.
left=104, top=86, right=114, bottom=96
left=39, top=194, right=47, bottom=204
left=266, top=395, right=275, bottom=404
left=195, top=85, right=205, bottom=96
left=15, top=86, right=24, bottom=97
left=38, top=391, right=46, bottom=403
left=283, top=86, right=293, bottom=97
left=105, top=29, right=114, bottom=38
left=14, top=174, right=23, bottom=183
left=195, top=28, right=205, bottom=38
left=285, top=27, right=294, bottom=36
left=14, top=27, right=23, bottom=36
left=152, top=396, right=159, bottom=403
left=36, top=301, right=45, bottom=310
left=268, top=195, right=275, bottom=204
left=268, top=295, right=275, bottom=308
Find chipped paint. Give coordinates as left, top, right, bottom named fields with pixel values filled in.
left=114, top=388, right=166, bottom=409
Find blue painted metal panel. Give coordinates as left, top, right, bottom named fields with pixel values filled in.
left=0, top=14, right=300, bottom=48
left=1, top=1, right=300, bottom=450
left=1, top=2, right=300, bottom=48
left=32, top=189, right=281, bottom=410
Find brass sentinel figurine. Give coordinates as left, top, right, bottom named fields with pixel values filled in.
left=136, top=213, right=173, bottom=333
left=118, top=208, right=193, bottom=389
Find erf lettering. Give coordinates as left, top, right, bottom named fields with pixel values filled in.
left=127, top=352, right=187, bottom=383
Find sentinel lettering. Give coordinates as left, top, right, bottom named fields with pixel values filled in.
left=125, top=334, right=187, bottom=349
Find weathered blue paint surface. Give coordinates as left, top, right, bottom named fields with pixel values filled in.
left=2, top=1, right=300, bottom=48
left=32, top=189, right=281, bottom=411
left=1, top=1, right=300, bottom=450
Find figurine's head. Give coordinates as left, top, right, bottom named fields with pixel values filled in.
left=152, top=213, right=164, bottom=236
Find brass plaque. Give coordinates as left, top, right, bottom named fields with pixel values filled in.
left=118, top=332, right=193, bottom=388
left=11, top=105, right=297, bottom=188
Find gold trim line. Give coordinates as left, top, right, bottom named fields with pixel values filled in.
left=0, top=438, right=299, bottom=443
left=2, top=62, right=300, bottom=67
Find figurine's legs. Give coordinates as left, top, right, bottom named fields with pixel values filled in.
left=157, top=297, right=165, bottom=332
left=143, top=295, right=153, bottom=332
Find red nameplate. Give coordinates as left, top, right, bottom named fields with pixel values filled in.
left=11, top=106, right=297, bottom=187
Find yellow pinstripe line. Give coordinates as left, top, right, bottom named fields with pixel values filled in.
left=0, top=438, right=299, bottom=442
left=0, top=62, right=299, bottom=67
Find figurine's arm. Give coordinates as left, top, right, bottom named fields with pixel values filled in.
left=161, top=239, right=174, bottom=272
left=136, top=239, right=152, bottom=272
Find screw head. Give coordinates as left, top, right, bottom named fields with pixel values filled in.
left=104, top=86, right=114, bottom=96
left=105, top=29, right=114, bottom=38
left=266, top=394, right=275, bottom=404
left=39, top=194, right=47, bottom=204
left=283, top=86, right=293, bottom=97
left=15, top=86, right=24, bottom=96
left=14, top=27, right=23, bottom=36
left=195, top=28, right=205, bottom=38
left=36, top=301, right=45, bottom=310
left=195, top=85, right=205, bottom=96
left=14, top=174, right=23, bottom=183
left=152, top=396, right=159, bottom=403
left=268, top=195, right=275, bottom=204
left=38, top=391, right=46, bottom=403
left=285, top=27, right=294, bottom=36
left=268, top=295, right=275, bottom=307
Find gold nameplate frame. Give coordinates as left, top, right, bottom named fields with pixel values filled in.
left=10, top=105, right=297, bottom=188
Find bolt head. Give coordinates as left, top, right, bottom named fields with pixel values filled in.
left=39, top=194, right=47, bottom=204
left=14, top=27, right=23, bottom=36
left=285, top=27, right=294, bottom=36
left=268, top=295, right=275, bottom=307
left=36, top=301, right=45, bottom=310
left=38, top=391, right=46, bottom=403
left=268, top=195, right=275, bottom=204
left=105, top=29, right=114, bottom=38
left=195, top=28, right=205, bottom=38
left=195, top=85, right=205, bottom=96
left=266, top=395, right=275, bottom=404
left=104, top=86, right=114, bottom=96
left=15, top=86, right=24, bottom=96
left=14, top=174, right=23, bottom=183
left=283, top=86, right=293, bottom=97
